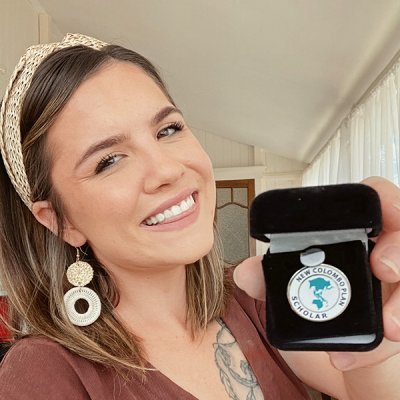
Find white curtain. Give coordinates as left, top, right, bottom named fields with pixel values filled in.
left=303, top=63, right=400, bottom=187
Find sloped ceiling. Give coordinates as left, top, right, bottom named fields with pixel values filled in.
left=36, top=0, right=400, bottom=162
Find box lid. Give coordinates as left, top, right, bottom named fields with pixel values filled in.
left=250, top=184, right=382, bottom=243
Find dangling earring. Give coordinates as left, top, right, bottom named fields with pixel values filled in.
left=64, top=248, right=101, bottom=326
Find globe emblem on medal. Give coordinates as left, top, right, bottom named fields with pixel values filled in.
left=287, top=264, right=351, bottom=322
left=308, top=277, right=335, bottom=310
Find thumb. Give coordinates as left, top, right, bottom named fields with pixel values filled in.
left=328, top=339, right=400, bottom=371
left=233, top=256, right=265, bottom=301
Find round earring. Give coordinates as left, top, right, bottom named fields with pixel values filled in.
left=64, top=248, right=101, bottom=326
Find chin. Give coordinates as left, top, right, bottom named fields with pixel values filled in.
left=173, top=232, right=215, bottom=265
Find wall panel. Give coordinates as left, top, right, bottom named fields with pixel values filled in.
left=0, top=0, right=39, bottom=96
left=192, top=126, right=306, bottom=173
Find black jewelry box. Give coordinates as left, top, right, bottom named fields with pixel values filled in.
left=249, top=184, right=383, bottom=351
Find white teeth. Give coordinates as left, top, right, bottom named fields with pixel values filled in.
left=180, top=199, right=189, bottom=212
left=144, top=194, right=195, bottom=226
left=156, top=213, right=165, bottom=223
left=171, top=205, right=182, bottom=216
left=164, top=209, right=173, bottom=218
left=187, top=196, right=194, bottom=207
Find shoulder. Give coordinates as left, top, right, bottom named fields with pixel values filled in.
left=2, top=335, right=83, bottom=369
left=0, top=336, right=94, bottom=400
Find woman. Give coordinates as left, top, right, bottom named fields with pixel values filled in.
left=0, top=33, right=399, bottom=400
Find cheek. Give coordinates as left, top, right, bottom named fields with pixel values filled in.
left=56, top=177, right=140, bottom=230
left=185, top=143, right=214, bottom=182
left=187, top=148, right=216, bottom=216
left=200, top=152, right=216, bottom=205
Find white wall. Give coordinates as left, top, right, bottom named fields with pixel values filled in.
left=192, top=126, right=307, bottom=191
left=0, top=1, right=63, bottom=97
left=0, top=0, right=39, bottom=96
left=192, top=127, right=255, bottom=168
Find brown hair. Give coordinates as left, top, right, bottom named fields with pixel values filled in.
left=0, top=44, right=231, bottom=374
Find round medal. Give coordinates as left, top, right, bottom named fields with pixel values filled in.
left=287, top=264, right=351, bottom=322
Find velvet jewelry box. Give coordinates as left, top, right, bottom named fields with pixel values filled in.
left=249, top=184, right=384, bottom=351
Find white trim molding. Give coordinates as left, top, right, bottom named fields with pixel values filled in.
left=213, top=166, right=267, bottom=181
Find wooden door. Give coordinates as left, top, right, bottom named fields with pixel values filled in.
left=215, top=179, right=255, bottom=266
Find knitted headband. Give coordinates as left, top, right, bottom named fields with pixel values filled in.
left=0, top=33, right=107, bottom=209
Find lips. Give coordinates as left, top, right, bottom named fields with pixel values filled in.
left=142, top=192, right=197, bottom=226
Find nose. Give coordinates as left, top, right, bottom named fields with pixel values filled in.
left=142, top=145, right=185, bottom=193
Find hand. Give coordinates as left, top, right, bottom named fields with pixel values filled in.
left=234, top=176, right=400, bottom=371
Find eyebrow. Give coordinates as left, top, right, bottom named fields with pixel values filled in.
left=74, top=134, right=128, bottom=170
left=74, top=106, right=183, bottom=170
left=151, top=106, right=183, bottom=126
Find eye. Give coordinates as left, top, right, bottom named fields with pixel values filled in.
left=95, top=153, right=124, bottom=174
left=157, top=121, right=184, bottom=139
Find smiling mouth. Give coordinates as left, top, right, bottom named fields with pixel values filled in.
left=143, top=194, right=196, bottom=226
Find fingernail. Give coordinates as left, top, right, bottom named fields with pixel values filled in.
left=330, top=353, right=355, bottom=371
left=232, top=267, right=239, bottom=285
left=380, top=247, right=400, bottom=276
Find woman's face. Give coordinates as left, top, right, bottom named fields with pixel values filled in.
left=46, top=61, right=216, bottom=272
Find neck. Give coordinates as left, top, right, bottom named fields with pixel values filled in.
left=112, top=264, right=188, bottom=330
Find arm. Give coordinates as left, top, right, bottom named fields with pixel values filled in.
left=235, top=177, right=400, bottom=400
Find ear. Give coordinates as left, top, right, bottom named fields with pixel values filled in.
left=31, top=200, right=87, bottom=247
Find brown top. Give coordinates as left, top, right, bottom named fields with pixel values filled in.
left=0, top=287, right=309, bottom=400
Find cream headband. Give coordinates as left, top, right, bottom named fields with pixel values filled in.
left=0, top=33, right=108, bottom=209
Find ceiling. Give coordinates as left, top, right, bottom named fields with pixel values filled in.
left=35, top=0, right=400, bottom=162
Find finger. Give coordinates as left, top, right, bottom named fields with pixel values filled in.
left=382, top=283, right=400, bottom=341
left=370, top=231, right=400, bottom=283
left=362, top=177, right=400, bottom=233
left=329, top=338, right=400, bottom=371
left=233, top=256, right=265, bottom=301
